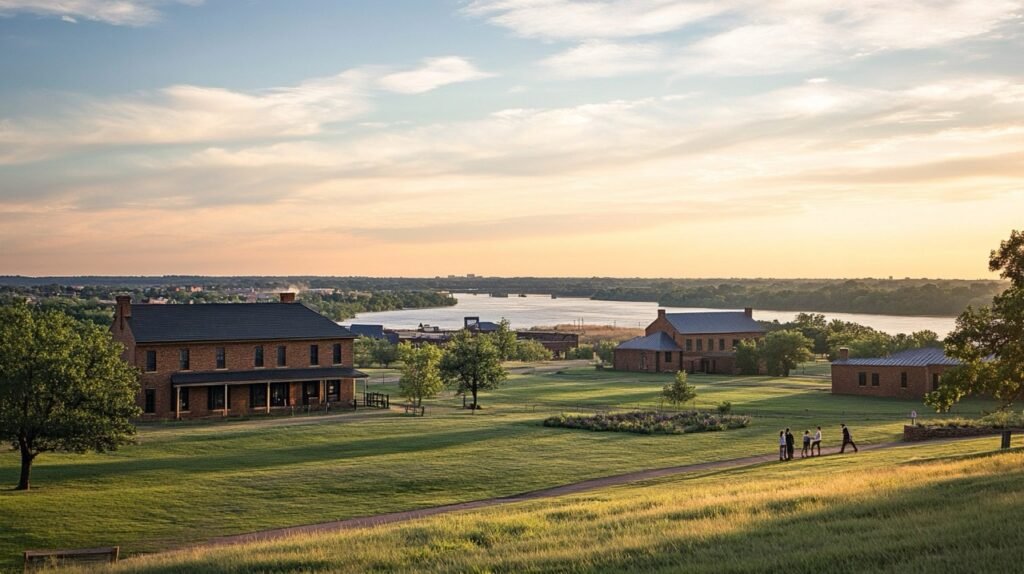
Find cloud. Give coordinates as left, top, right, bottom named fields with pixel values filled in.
left=541, top=41, right=665, bottom=78
left=377, top=57, right=494, bottom=94
left=60, top=14, right=76, bottom=23
left=0, top=0, right=201, bottom=26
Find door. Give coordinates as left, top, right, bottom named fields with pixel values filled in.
left=302, top=381, right=320, bottom=405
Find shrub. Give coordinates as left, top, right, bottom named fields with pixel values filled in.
left=717, top=401, right=733, bottom=415
left=543, top=410, right=751, bottom=435
left=917, top=410, right=1024, bottom=430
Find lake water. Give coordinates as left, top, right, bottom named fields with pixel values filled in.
left=351, top=293, right=957, bottom=337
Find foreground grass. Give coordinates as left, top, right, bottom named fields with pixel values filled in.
left=0, top=369, right=998, bottom=571
left=72, top=439, right=1024, bottom=573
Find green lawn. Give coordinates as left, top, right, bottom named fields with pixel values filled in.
left=68, top=439, right=1024, bottom=573
left=0, top=368, right=1001, bottom=571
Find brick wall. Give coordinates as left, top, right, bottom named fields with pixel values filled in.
left=613, top=349, right=681, bottom=373
left=831, top=363, right=955, bottom=399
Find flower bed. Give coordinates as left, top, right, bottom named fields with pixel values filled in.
left=542, top=410, right=751, bottom=435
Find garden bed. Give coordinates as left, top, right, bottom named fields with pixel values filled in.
left=904, top=411, right=1024, bottom=441
left=543, top=410, right=751, bottom=435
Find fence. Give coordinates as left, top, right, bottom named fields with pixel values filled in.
left=363, top=392, right=390, bottom=409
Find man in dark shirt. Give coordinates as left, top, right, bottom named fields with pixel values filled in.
left=840, top=423, right=859, bottom=453
left=785, top=428, right=795, bottom=460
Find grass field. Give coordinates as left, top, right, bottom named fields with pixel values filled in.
left=0, top=368, right=1004, bottom=572
left=68, top=439, right=1024, bottom=573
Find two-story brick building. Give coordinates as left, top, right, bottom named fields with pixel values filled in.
left=111, top=293, right=366, bottom=420
left=831, top=347, right=959, bottom=399
left=613, top=308, right=765, bottom=374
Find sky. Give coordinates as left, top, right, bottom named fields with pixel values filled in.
left=1, top=0, right=1023, bottom=279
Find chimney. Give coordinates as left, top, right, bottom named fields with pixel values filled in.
left=280, top=292, right=296, bottom=303
left=657, top=309, right=666, bottom=319
left=744, top=307, right=753, bottom=318
left=116, top=295, right=132, bottom=330
left=839, top=347, right=850, bottom=361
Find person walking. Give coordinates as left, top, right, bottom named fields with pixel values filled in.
left=811, top=426, right=822, bottom=456
left=778, top=430, right=787, bottom=461
left=801, top=430, right=811, bottom=458
left=785, top=428, right=795, bottom=461
left=840, top=423, right=858, bottom=453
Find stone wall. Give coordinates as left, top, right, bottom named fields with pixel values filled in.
left=903, top=425, right=1019, bottom=441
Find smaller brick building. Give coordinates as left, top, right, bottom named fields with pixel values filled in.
left=831, top=347, right=959, bottom=399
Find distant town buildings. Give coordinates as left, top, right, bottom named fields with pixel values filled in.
left=613, top=308, right=766, bottom=374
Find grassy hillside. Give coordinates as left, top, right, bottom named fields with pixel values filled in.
left=70, top=439, right=1024, bottom=573
left=0, top=369, right=1001, bottom=571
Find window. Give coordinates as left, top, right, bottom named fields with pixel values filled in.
left=685, top=339, right=693, bottom=352
left=732, top=339, right=739, bottom=349
left=250, top=384, right=267, bottom=408
left=270, top=382, right=289, bottom=407
left=696, top=339, right=703, bottom=352
left=332, top=343, right=342, bottom=364
left=179, top=349, right=190, bottom=371
left=208, top=386, right=228, bottom=410
left=145, top=350, right=157, bottom=372
left=639, top=352, right=647, bottom=370
left=719, top=339, right=725, bottom=351
left=871, top=373, right=880, bottom=387
left=932, top=373, right=941, bottom=391
left=304, top=381, right=320, bottom=399
left=216, top=347, right=226, bottom=369
left=327, top=379, right=340, bottom=401
left=901, top=372, right=908, bottom=388
left=708, top=338, right=714, bottom=352
left=310, top=344, right=319, bottom=366
left=254, top=345, right=264, bottom=368
left=144, top=389, right=156, bottom=414
left=858, top=372, right=867, bottom=386
left=172, top=386, right=190, bottom=409
left=277, top=345, right=287, bottom=367
left=664, top=351, right=672, bottom=362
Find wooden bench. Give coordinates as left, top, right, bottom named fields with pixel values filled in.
left=24, top=546, right=119, bottom=572
left=402, top=403, right=425, bottom=416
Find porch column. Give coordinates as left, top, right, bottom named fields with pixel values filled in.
left=175, top=387, right=181, bottom=420
left=321, top=379, right=326, bottom=405
left=223, top=383, right=228, bottom=416
left=266, top=381, right=271, bottom=414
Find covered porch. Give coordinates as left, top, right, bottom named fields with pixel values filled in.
left=169, top=366, right=368, bottom=419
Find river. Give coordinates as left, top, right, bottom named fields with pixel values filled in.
left=351, top=293, right=957, bottom=337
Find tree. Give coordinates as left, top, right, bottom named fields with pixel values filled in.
left=927, top=230, right=1024, bottom=412
left=369, top=338, right=399, bottom=368
left=662, top=370, right=697, bottom=408
left=761, top=330, right=813, bottom=377
left=735, top=339, right=761, bottom=375
left=396, top=343, right=444, bottom=407
left=439, top=330, right=507, bottom=409
left=353, top=336, right=374, bottom=368
left=492, top=319, right=519, bottom=361
left=513, top=339, right=552, bottom=362
left=0, top=304, right=140, bottom=490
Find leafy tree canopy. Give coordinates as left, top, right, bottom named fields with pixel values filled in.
left=397, top=342, right=444, bottom=407
left=439, top=330, right=506, bottom=409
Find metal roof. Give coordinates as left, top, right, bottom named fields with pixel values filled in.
left=665, top=311, right=766, bottom=335
left=127, top=303, right=355, bottom=344
left=171, top=366, right=367, bottom=386
left=346, top=324, right=387, bottom=339
left=616, top=332, right=682, bottom=352
left=833, top=347, right=960, bottom=367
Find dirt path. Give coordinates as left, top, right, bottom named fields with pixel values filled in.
left=200, top=438, right=931, bottom=549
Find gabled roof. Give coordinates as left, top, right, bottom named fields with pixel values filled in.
left=127, top=303, right=355, bottom=344
left=833, top=347, right=960, bottom=367
left=616, top=332, right=682, bottom=352
left=664, top=312, right=765, bottom=335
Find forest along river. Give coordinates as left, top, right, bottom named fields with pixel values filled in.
left=351, top=293, right=957, bottom=337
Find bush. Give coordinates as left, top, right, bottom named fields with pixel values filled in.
left=543, top=410, right=751, bottom=435
left=717, top=401, right=733, bottom=415
left=917, top=410, right=1024, bottom=430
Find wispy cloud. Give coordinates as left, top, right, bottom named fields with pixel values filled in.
left=0, top=0, right=201, bottom=26
left=378, top=57, right=494, bottom=94
left=541, top=41, right=664, bottom=78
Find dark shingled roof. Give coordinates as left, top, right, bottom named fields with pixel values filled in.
left=616, top=332, right=682, bottom=352
left=171, top=366, right=367, bottom=386
left=346, top=324, right=386, bottom=339
left=665, top=312, right=765, bottom=335
left=467, top=321, right=501, bottom=332
left=833, top=347, right=960, bottom=367
left=127, top=303, right=355, bottom=344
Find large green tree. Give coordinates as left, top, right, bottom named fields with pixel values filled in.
left=439, top=330, right=507, bottom=409
left=396, top=343, right=445, bottom=407
left=0, top=304, right=140, bottom=490
left=369, top=338, right=399, bottom=368
left=491, top=319, right=519, bottom=361
left=760, top=330, right=813, bottom=377
left=927, top=230, right=1024, bottom=411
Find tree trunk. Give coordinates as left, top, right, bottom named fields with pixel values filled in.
left=17, top=447, right=34, bottom=491
left=471, top=385, right=478, bottom=412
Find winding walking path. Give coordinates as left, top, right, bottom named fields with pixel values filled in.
left=201, top=438, right=929, bottom=549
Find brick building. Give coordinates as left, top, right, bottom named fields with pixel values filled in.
left=613, top=308, right=765, bottom=374
left=111, top=293, right=366, bottom=420
left=831, top=347, right=959, bottom=399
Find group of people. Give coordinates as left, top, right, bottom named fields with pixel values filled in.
left=778, top=424, right=858, bottom=461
